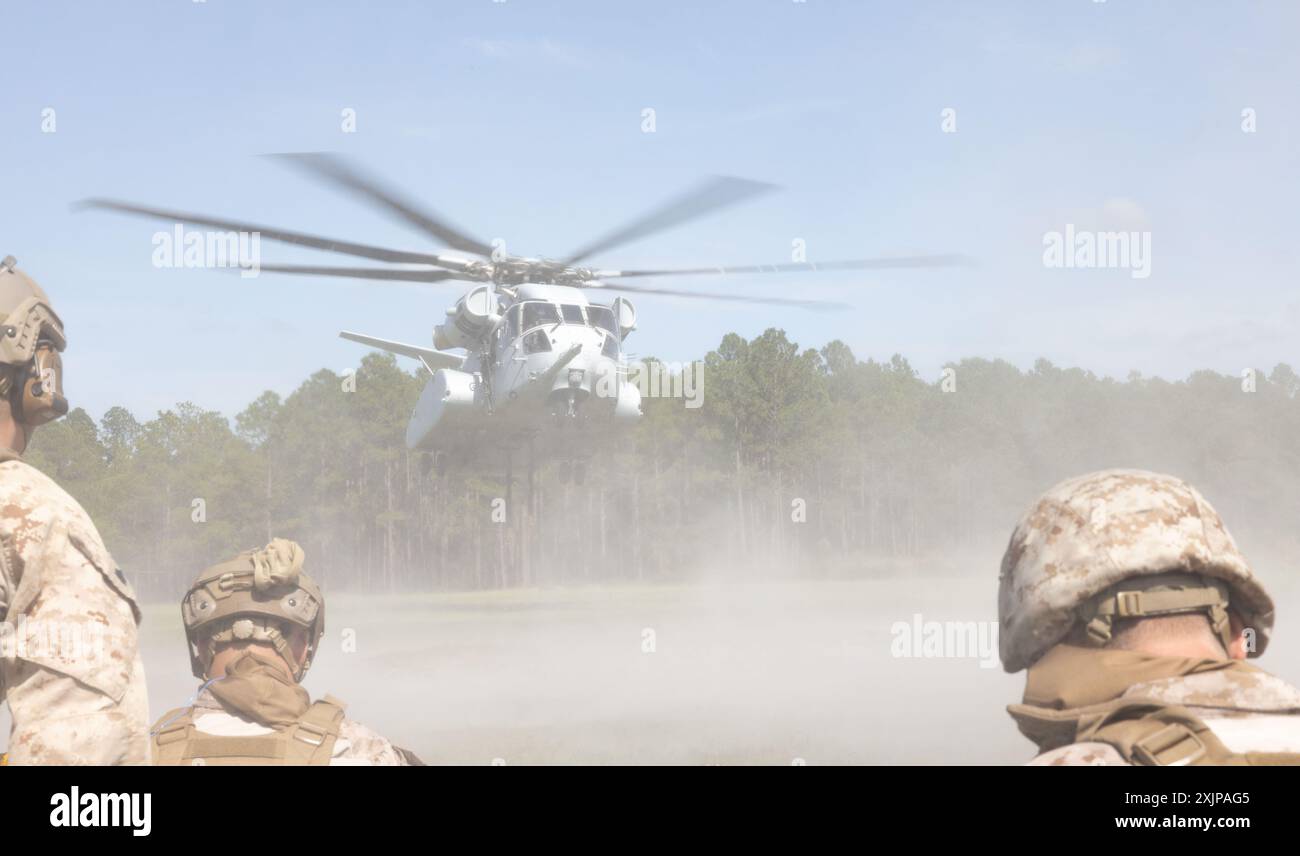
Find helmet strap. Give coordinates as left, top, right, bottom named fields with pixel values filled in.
left=1082, top=576, right=1235, bottom=654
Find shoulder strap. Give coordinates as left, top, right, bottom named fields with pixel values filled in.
left=151, top=707, right=197, bottom=766
left=283, top=696, right=347, bottom=766
left=1080, top=699, right=1300, bottom=766
left=1012, top=697, right=1300, bottom=766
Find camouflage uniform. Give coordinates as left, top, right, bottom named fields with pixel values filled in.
left=1027, top=667, right=1300, bottom=766
left=0, top=455, right=150, bottom=764
left=0, top=257, right=149, bottom=765
left=151, top=539, right=416, bottom=766
left=155, top=686, right=407, bottom=766
left=999, top=469, right=1300, bottom=766
left=1029, top=743, right=1126, bottom=766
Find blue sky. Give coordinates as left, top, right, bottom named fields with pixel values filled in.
left=4, top=0, right=1297, bottom=419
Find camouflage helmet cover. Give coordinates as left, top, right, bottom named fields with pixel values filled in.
left=998, top=469, right=1274, bottom=673
left=182, top=538, right=325, bottom=681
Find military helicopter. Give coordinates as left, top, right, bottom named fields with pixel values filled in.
left=83, top=154, right=963, bottom=484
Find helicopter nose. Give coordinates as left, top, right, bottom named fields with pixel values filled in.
left=567, top=349, right=620, bottom=397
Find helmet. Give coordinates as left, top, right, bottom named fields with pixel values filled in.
left=998, top=469, right=1274, bottom=673
left=0, top=255, right=68, bottom=426
left=182, top=539, right=325, bottom=681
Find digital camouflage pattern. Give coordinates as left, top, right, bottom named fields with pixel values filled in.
left=1029, top=742, right=1127, bottom=766
left=1131, top=669, right=1300, bottom=711
left=336, top=715, right=408, bottom=765
left=998, top=469, right=1274, bottom=673
left=1024, top=668, right=1300, bottom=765
left=0, top=455, right=150, bottom=764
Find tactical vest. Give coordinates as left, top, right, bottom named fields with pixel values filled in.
left=151, top=696, right=346, bottom=766
left=1010, top=671, right=1300, bottom=766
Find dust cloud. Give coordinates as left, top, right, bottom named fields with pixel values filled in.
left=129, top=555, right=1300, bottom=764
left=5, top=541, right=1299, bottom=763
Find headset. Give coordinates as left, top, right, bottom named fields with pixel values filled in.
left=13, top=338, right=67, bottom=426
left=0, top=259, right=69, bottom=429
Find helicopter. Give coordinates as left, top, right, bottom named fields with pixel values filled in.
left=82, top=154, right=964, bottom=484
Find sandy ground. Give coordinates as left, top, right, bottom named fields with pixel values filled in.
left=7, top=575, right=1300, bottom=764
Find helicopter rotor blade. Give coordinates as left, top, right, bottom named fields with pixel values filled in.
left=595, top=254, right=972, bottom=278
left=269, top=153, right=494, bottom=257
left=254, top=264, right=474, bottom=283
left=78, top=198, right=469, bottom=268
left=586, top=280, right=849, bottom=311
left=562, top=175, right=777, bottom=267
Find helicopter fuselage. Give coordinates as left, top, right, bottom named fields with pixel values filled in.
left=405, top=282, right=641, bottom=459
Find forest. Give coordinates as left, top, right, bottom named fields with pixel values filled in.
left=25, top=328, right=1300, bottom=601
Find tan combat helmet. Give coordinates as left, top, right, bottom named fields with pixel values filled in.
left=0, top=255, right=68, bottom=425
left=998, top=469, right=1274, bottom=673
left=182, top=539, right=325, bottom=682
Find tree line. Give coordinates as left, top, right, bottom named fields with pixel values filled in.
left=26, top=329, right=1300, bottom=602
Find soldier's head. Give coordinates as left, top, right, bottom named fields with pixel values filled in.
left=181, top=538, right=325, bottom=683
left=0, top=256, right=68, bottom=452
left=998, top=469, right=1274, bottom=673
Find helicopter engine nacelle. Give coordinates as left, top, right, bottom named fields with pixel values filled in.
left=612, top=296, right=637, bottom=340
left=406, top=367, right=482, bottom=450
left=434, top=285, right=499, bottom=350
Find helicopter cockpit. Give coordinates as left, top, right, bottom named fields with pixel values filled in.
left=506, top=300, right=621, bottom=359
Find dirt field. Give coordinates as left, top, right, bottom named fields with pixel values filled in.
left=8, top=575, right=1300, bottom=764
left=134, top=578, right=1022, bottom=764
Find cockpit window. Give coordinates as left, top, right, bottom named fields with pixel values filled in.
left=521, top=301, right=560, bottom=330
left=601, top=332, right=620, bottom=359
left=560, top=304, right=586, bottom=325
left=588, top=306, right=617, bottom=335
left=522, top=329, right=552, bottom=354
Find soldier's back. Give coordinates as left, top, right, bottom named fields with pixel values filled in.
left=1018, top=667, right=1300, bottom=766
left=0, top=455, right=150, bottom=764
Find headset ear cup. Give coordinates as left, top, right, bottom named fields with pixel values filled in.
left=16, top=347, right=66, bottom=427
left=21, top=374, right=50, bottom=424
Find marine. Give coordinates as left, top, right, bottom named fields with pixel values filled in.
left=0, top=254, right=149, bottom=765
left=151, top=538, right=418, bottom=765
left=998, top=468, right=1300, bottom=765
